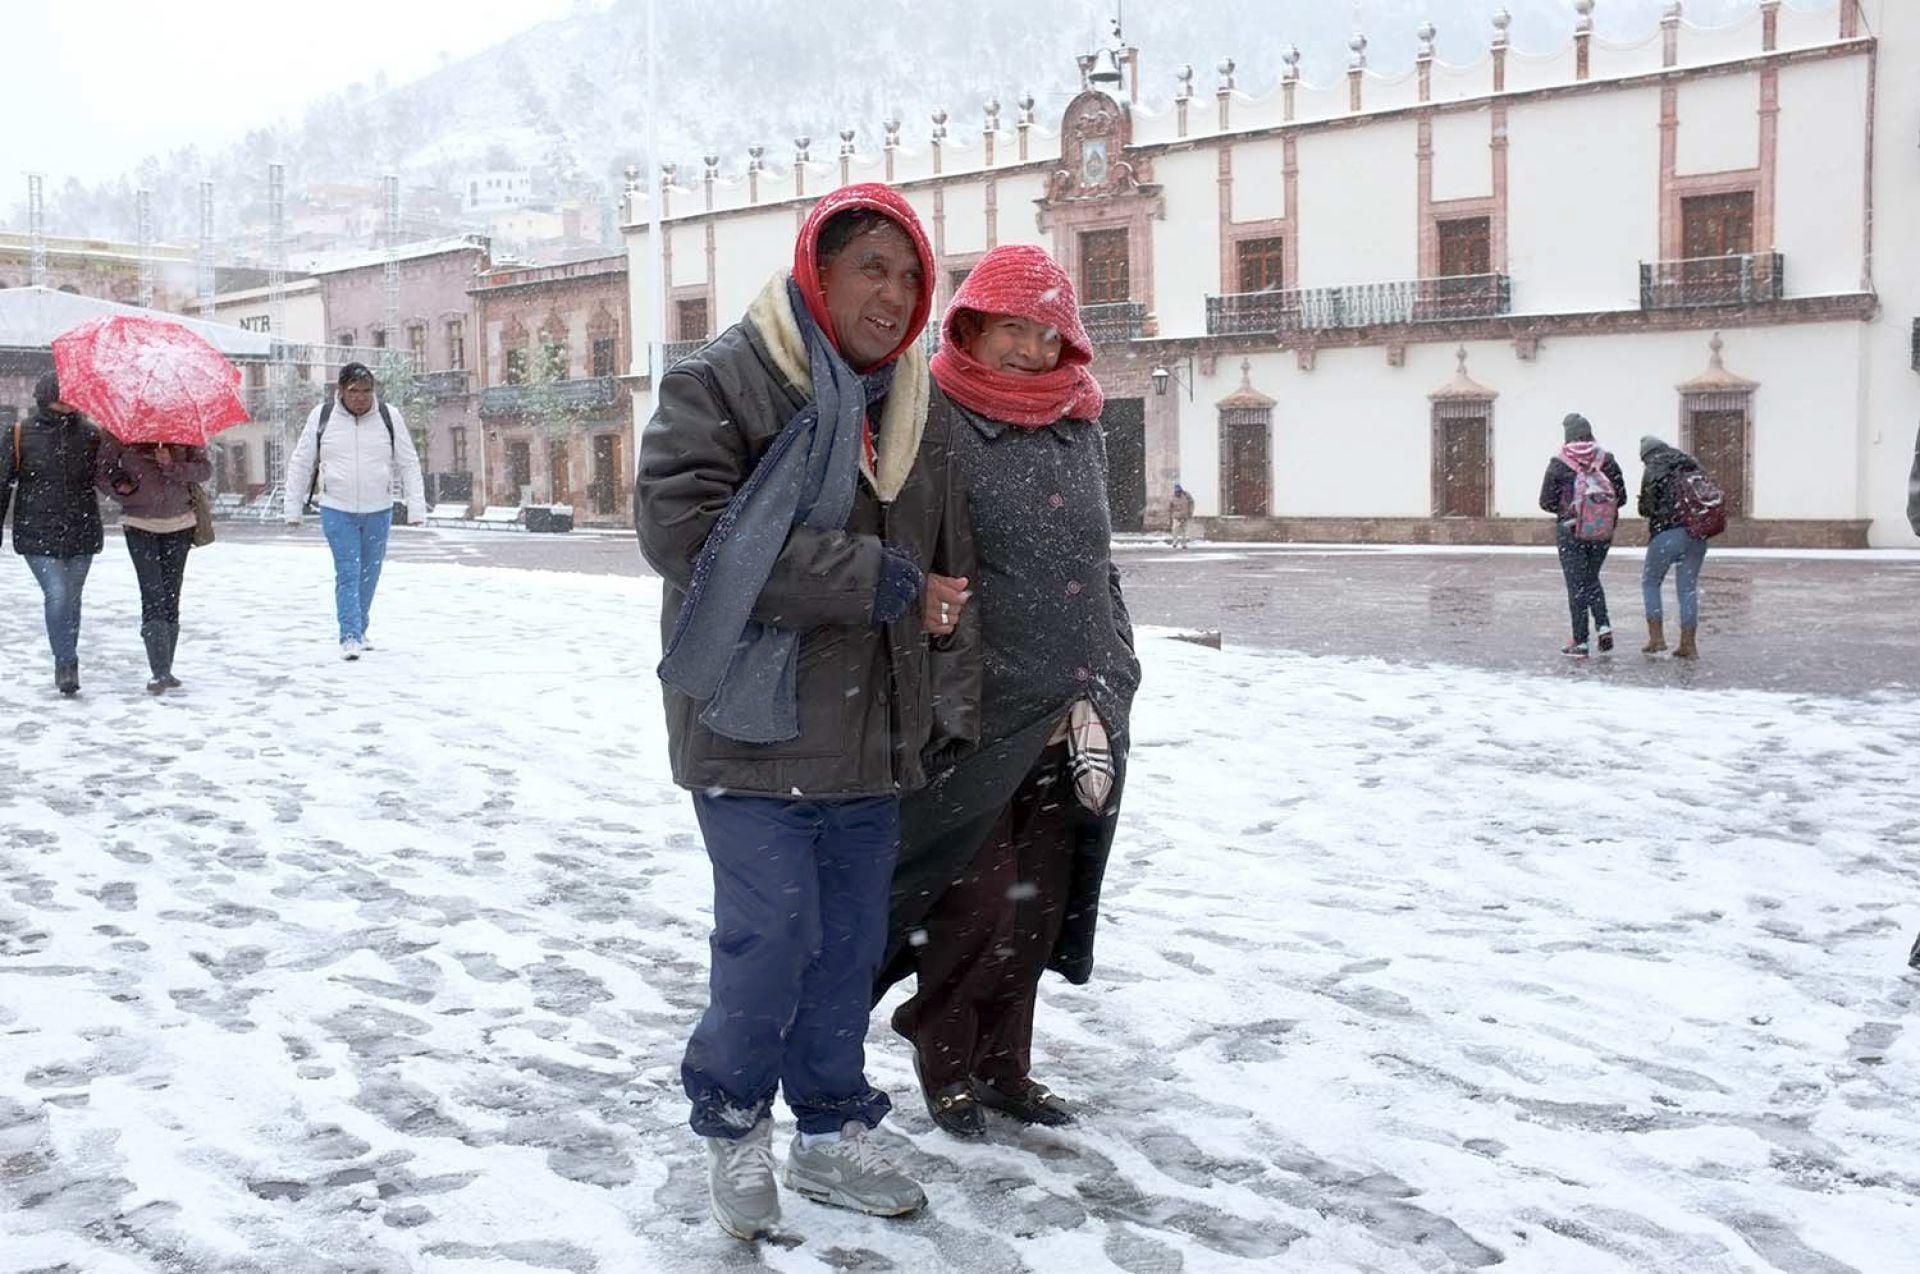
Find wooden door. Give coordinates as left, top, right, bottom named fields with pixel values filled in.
left=591, top=433, right=621, bottom=516
left=1101, top=397, right=1147, bottom=532
left=1222, top=414, right=1270, bottom=517
left=1079, top=228, right=1131, bottom=304
left=549, top=441, right=570, bottom=506
left=1434, top=415, right=1489, bottom=517
left=1689, top=409, right=1747, bottom=518
left=507, top=440, right=532, bottom=501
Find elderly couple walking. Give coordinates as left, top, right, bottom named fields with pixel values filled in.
left=634, top=184, right=1139, bottom=1239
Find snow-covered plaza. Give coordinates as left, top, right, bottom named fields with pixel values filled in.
left=1, top=540, right=1915, bottom=1273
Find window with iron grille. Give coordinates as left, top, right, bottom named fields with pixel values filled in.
left=504, top=348, right=528, bottom=386
left=371, top=328, right=387, bottom=349
left=447, top=319, right=466, bottom=371
left=450, top=427, right=469, bottom=474
left=1079, top=228, right=1131, bottom=304
left=591, top=336, right=618, bottom=378
left=1436, top=217, right=1492, bottom=277
left=1236, top=237, right=1286, bottom=293
left=676, top=298, right=710, bottom=341
left=540, top=340, right=568, bottom=381
left=407, top=323, right=428, bottom=362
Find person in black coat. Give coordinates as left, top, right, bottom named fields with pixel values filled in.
left=878, top=245, right=1140, bottom=1139
left=1538, top=412, right=1627, bottom=658
left=0, top=373, right=109, bottom=695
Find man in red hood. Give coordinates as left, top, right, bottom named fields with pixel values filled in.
left=636, top=183, right=978, bottom=1238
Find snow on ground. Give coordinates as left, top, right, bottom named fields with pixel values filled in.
left=1, top=541, right=1916, bottom=1274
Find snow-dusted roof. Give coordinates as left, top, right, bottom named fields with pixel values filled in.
left=0, top=287, right=275, bottom=358
left=299, top=235, right=489, bottom=277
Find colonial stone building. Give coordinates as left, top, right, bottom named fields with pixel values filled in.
left=623, top=0, right=1920, bottom=547
left=470, top=254, right=632, bottom=524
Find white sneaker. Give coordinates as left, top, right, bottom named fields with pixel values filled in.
left=784, top=1121, right=925, bottom=1217
left=340, top=639, right=363, bottom=661
left=706, top=1118, right=780, bottom=1240
left=357, top=637, right=375, bottom=652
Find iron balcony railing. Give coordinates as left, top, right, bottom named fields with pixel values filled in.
left=419, top=370, right=471, bottom=400
left=1080, top=301, right=1147, bottom=344
left=1639, top=253, right=1784, bottom=310
left=479, top=375, right=621, bottom=419
left=1206, top=274, right=1512, bottom=336
left=661, top=338, right=709, bottom=370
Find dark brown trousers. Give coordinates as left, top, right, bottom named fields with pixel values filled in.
left=892, top=746, right=1078, bottom=1092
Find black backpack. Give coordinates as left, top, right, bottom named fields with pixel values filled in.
left=306, top=397, right=396, bottom=508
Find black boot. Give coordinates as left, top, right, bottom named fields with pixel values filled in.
left=160, top=622, right=181, bottom=689
left=54, top=660, right=79, bottom=697
left=141, top=625, right=170, bottom=694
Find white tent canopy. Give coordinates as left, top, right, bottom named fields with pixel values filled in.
left=0, top=287, right=274, bottom=359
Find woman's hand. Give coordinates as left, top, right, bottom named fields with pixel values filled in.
left=922, top=574, right=972, bottom=636
left=153, top=445, right=175, bottom=470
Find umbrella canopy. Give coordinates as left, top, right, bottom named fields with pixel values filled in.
left=50, top=313, right=251, bottom=447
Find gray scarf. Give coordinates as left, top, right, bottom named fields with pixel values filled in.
left=656, top=277, right=895, bottom=743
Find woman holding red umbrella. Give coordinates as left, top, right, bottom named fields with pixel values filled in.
left=100, top=438, right=212, bottom=693
left=0, top=373, right=110, bottom=696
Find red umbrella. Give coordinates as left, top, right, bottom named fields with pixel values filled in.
left=50, top=313, right=251, bottom=446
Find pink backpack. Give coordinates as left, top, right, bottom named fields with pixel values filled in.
left=1569, top=451, right=1619, bottom=542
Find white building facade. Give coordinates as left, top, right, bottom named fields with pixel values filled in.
left=624, top=0, right=1919, bottom=548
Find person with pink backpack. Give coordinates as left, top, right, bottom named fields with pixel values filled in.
left=1538, top=413, right=1627, bottom=658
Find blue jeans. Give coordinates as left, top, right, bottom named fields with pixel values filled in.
left=1643, top=526, right=1708, bottom=628
left=319, top=507, right=391, bottom=643
left=23, top=554, right=93, bottom=663
left=1554, top=524, right=1612, bottom=645
left=682, top=793, right=899, bottom=1138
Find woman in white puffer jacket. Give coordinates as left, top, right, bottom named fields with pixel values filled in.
left=283, top=362, right=429, bottom=660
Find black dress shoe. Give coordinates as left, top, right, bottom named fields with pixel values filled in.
left=974, top=1078, right=1076, bottom=1127
left=926, top=1081, right=986, bottom=1138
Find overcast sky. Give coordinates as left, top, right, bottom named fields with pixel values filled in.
left=0, top=0, right=605, bottom=185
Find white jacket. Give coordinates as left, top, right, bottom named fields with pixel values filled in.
left=283, top=395, right=429, bottom=523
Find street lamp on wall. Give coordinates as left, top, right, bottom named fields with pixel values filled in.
left=1151, top=354, right=1194, bottom=401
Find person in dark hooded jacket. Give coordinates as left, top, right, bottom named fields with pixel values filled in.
left=1636, top=434, right=1710, bottom=659
left=1538, top=412, right=1627, bottom=658
left=635, top=184, right=978, bottom=1240
left=0, top=372, right=109, bottom=695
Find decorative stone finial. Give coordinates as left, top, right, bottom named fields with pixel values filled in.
left=1283, top=45, right=1302, bottom=79
left=1217, top=57, right=1236, bottom=91
left=1349, top=32, right=1369, bottom=70
left=623, top=164, right=640, bottom=189
left=1663, top=0, right=1682, bottom=18
left=793, top=137, right=811, bottom=164
left=838, top=128, right=856, bottom=155
left=1176, top=64, right=1194, bottom=98
left=747, top=144, right=765, bottom=172
left=883, top=118, right=902, bottom=146
left=1017, top=93, right=1036, bottom=124
left=1456, top=346, right=1470, bottom=374
left=1417, top=22, right=1437, bottom=56
left=1239, top=357, right=1253, bottom=386
left=984, top=98, right=1001, bottom=131
left=1492, top=6, right=1512, bottom=39
left=702, top=154, right=719, bottom=179
left=931, top=108, right=948, bottom=143
left=1708, top=331, right=1725, bottom=366
left=660, top=161, right=677, bottom=186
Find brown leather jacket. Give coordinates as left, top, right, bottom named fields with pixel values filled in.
left=636, top=320, right=979, bottom=799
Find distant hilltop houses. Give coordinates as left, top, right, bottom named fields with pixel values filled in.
left=3, top=0, right=1916, bottom=545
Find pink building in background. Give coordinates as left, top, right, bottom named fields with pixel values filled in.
left=311, top=236, right=490, bottom=505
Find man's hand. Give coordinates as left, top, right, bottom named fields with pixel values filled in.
left=922, top=574, right=972, bottom=636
